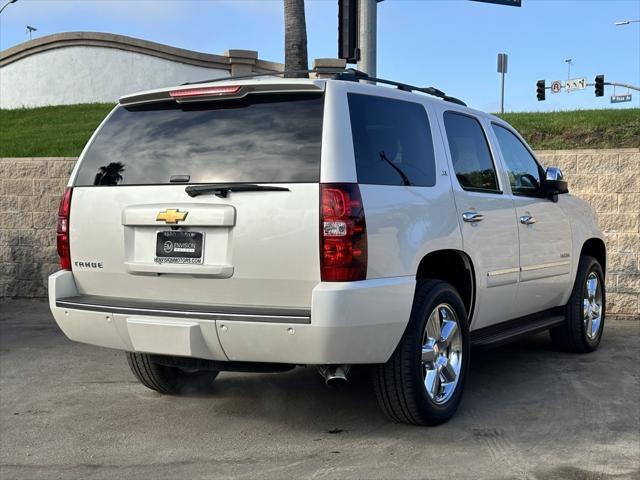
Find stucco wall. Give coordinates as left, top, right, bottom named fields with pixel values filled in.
left=0, top=46, right=229, bottom=109
left=0, top=32, right=283, bottom=109
left=0, top=149, right=639, bottom=319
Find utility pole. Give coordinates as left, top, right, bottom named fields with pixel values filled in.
left=356, top=0, right=381, bottom=77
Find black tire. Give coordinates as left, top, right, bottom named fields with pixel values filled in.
left=550, top=255, right=605, bottom=353
left=373, top=279, right=470, bottom=426
left=126, top=352, right=219, bottom=394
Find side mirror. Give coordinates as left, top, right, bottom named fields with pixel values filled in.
left=543, top=166, right=569, bottom=196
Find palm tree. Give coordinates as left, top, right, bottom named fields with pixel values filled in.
left=284, top=0, right=308, bottom=78
left=94, top=162, right=125, bottom=186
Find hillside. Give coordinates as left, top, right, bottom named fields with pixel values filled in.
left=497, top=109, right=640, bottom=151
left=1, top=104, right=638, bottom=157
left=1, top=104, right=114, bottom=158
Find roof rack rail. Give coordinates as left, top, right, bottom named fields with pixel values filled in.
left=335, top=71, right=467, bottom=106
left=183, top=68, right=466, bottom=106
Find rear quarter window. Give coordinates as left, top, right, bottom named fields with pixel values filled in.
left=348, top=93, right=436, bottom=187
left=443, top=111, right=500, bottom=193
left=74, top=93, right=324, bottom=186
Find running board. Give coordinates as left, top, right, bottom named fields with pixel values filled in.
left=470, top=307, right=565, bottom=348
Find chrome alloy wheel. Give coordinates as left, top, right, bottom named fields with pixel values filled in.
left=421, top=304, right=463, bottom=405
left=584, top=272, right=603, bottom=340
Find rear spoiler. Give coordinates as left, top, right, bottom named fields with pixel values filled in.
left=119, top=81, right=324, bottom=107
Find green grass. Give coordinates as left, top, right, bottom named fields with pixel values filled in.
left=0, top=103, right=115, bottom=157
left=0, top=104, right=638, bottom=157
left=496, top=108, right=640, bottom=150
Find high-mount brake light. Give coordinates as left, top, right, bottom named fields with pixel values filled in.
left=169, top=85, right=241, bottom=99
left=320, top=184, right=367, bottom=282
left=56, top=187, right=73, bottom=270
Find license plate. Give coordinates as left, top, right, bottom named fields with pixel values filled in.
left=155, top=231, right=204, bottom=264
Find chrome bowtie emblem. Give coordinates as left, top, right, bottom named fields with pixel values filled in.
left=156, top=209, right=188, bottom=224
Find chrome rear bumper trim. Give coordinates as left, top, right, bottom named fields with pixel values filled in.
left=55, top=298, right=311, bottom=324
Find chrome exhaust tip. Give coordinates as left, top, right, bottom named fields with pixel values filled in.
left=318, top=365, right=350, bottom=387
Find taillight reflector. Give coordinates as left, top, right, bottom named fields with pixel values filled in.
left=169, top=85, right=241, bottom=99
left=56, top=187, right=73, bottom=270
left=320, top=184, right=367, bottom=282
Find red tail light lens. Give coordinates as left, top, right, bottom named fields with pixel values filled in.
left=56, top=187, right=73, bottom=270
left=320, top=183, right=367, bottom=281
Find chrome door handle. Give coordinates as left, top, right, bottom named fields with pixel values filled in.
left=462, top=212, right=485, bottom=223
left=520, top=215, right=536, bottom=225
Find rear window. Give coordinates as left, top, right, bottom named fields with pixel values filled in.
left=348, top=93, right=436, bottom=187
left=74, top=94, right=324, bottom=186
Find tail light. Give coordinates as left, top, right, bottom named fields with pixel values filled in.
left=169, top=85, right=241, bottom=99
left=320, top=183, right=367, bottom=281
left=56, top=187, right=73, bottom=270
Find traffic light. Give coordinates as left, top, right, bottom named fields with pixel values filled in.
left=536, top=80, right=545, bottom=101
left=595, top=75, right=605, bottom=97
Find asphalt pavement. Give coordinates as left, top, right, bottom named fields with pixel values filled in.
left=1, top=299, right=638, bottom=480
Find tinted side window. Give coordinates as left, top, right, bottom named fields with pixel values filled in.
left=492, top=124, right=544, bottom=196
left=443, top=112, right=499, bottom=192
left=348, top=93, right=436, bottom=186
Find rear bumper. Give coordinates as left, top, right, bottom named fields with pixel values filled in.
left=48, top=271, right=415, bottom=364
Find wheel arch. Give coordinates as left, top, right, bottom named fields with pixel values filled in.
left=416, top=249, right=476, bottom=323
left=580, top=238, right=607, bottom=275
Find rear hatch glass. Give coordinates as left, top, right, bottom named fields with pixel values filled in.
left=74, top=93, right=324, bottom=186
left=69, top=92, right=324, bottom=310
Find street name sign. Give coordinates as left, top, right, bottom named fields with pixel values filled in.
left=565, top=77, right=587, bottom=92
left=551, top=80, right=562, bottom=93
left=611, top=94, right=632, bottom=103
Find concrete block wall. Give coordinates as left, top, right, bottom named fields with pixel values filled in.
left=1, top=149, right=639, bottom=318
left=0, top=157, right=75, bottom=297
left=536, top=148, right=640, bottom=318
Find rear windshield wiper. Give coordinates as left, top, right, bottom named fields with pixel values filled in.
left=185, top=184, right=291, bottom=198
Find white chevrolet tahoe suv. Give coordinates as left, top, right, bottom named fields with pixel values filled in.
left=49, top=71, right=606, bottom=425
